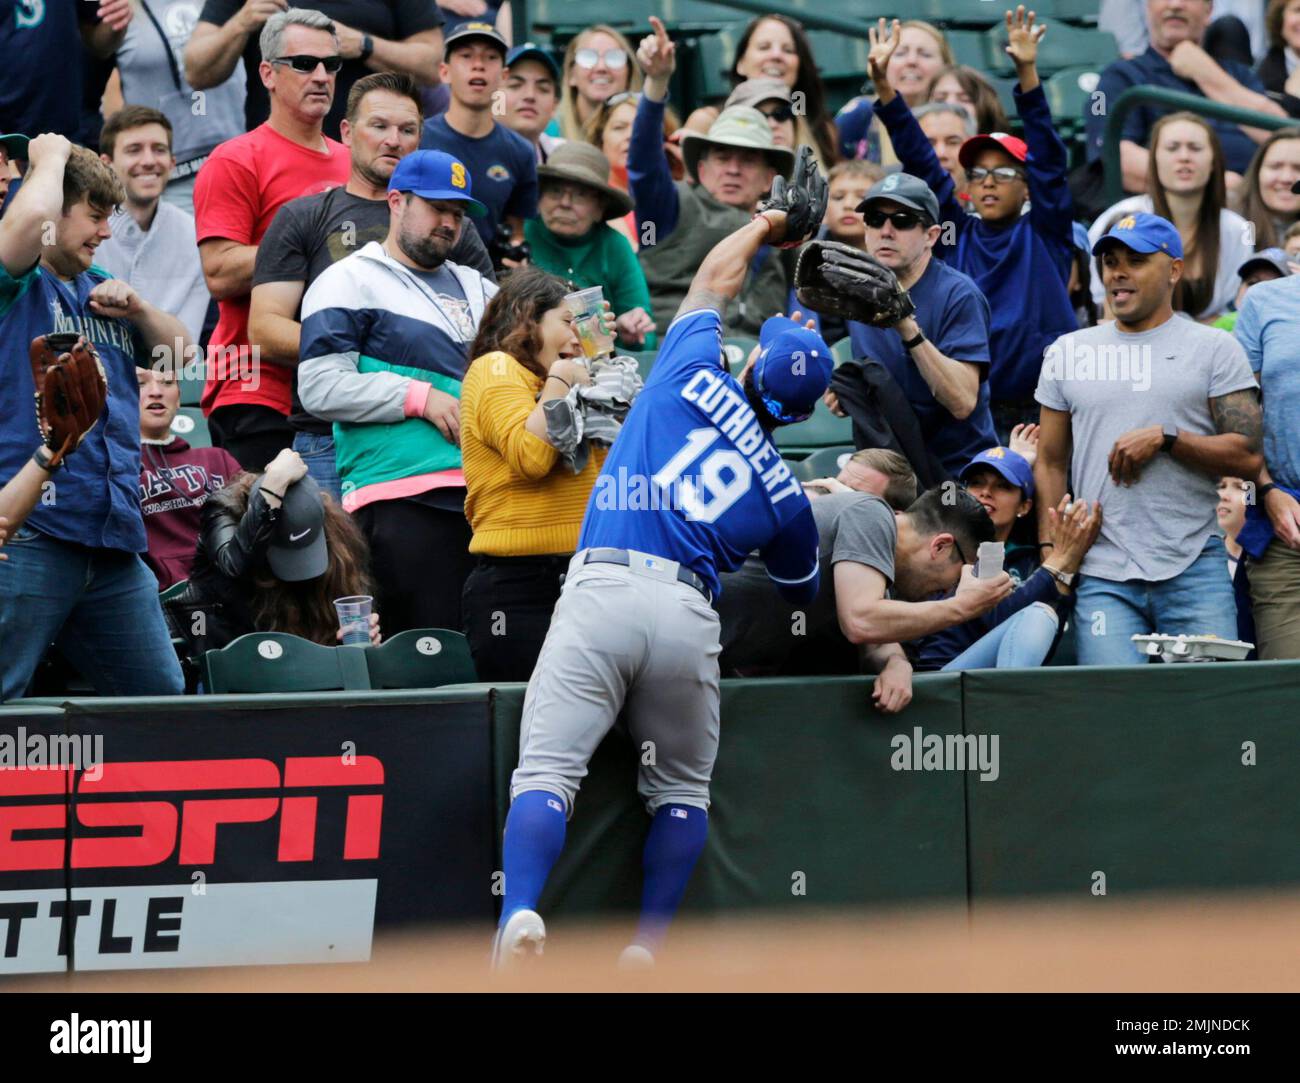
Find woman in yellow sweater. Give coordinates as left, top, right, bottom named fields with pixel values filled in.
left=460, top=268, right=610, bottom=682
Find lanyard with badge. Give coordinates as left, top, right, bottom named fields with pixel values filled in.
left=397, top=261, right=479, bottom=344
left=139, top=1, right=207, bottom=178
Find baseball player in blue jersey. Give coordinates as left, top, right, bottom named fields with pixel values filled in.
left=493, top=149, right=831, bottom=968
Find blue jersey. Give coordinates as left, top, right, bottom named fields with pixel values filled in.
left=578, top=308, right=820, bottom=601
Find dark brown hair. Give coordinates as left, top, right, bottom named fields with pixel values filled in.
left=926, top=65, right=1009, bottom=135
left=470, top=267, right=571, bottom=380
left=346, top=70, right=423, bottom=124
left=1147, top=112, right=1225, bottom=317
left=62, top=145, right=125, bottom=215
left=1235, top=126, right=1300, bottom=249
left=729, top=14, right=838, bottom=167
left=100, top=105, right=173, bottom=160
left=222, top=473, right=375, bottom=645
left=1266, top=0, right=1300, bottom=47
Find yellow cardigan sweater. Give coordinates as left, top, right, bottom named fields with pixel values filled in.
left=460, top=351, right=607, bottom=556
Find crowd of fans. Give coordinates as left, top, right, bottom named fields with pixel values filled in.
left=2, top=1, right=1299, bottom=707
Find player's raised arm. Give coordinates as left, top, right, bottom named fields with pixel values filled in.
left=676, top=145, right=827, bottom=319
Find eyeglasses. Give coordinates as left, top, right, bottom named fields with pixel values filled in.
left=271, top=54, right=344, bottom=74
left=966, top=165, right=1024, bottom=184
left=760, top=103, right=796, bottom=123
left=575, top=47, right=628, bottom=70
left=952, top=537, right=970, bottom=566
left=862, top=208, right=925, bottom=231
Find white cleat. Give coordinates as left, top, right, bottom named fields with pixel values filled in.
left=492, top=908, right=546, bottom=970
left=617, top=945, right=656, bottom=971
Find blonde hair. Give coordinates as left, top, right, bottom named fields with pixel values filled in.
left=559, top=25, right=643, bottom=142
left=827, top=160, right=884, bottom=186
left=901, top=20, right=955, bottom=67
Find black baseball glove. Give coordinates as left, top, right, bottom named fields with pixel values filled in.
left=755, top=145, right=828, bottom=249
left=794, top=241, right=916, bottom=326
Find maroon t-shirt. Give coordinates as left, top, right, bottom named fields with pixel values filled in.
left=139, top=437, right=243, bottom=590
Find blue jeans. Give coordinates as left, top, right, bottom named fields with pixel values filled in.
left=292, top=430, right=343, bottom=504
left=941, top=602, right=1060, bottom=670
left=1074, top=536, right=1238, bottom=666
left=0, top=526, right=184, bottom=701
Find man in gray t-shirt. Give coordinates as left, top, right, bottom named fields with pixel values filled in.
left=1035, top=212, right=1263, bottom=665
left=717, top=488, right=1012, bottom=711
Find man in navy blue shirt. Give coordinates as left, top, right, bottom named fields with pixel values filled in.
left=827, top=173, right=998, bottom=480
left=419, top=22, right=537, bottom=252
left=0, top=134, right=191, bottom=700
left=1087, top=0, right=1287, bottom=192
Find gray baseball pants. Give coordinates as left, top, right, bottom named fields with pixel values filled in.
left=510, top=550, right=722, bottom=816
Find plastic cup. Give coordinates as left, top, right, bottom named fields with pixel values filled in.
left=564, top=285, right=604, bottom=320
left=334, top=595, right=373, bottom=646
left=565, top=286, right=615, bottom=359
left=975, top=541, right=1005, bottom=579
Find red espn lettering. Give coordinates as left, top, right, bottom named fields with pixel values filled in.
left=0, top=756, right=383, bottom=872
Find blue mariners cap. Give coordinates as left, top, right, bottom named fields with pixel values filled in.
left=753, top=316, right=833, bottom=423
left=1091, top=211, right=1183, bottom=259
left=857, top=172, right=941, bottom=227
left=388, top=150, right=487, bottom=217
left=960, top=446, right=1035, bottom=499
left=506, top=41, right=560, bottom=81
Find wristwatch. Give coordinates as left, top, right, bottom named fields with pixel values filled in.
left=1042, top=564, right=1076, bottom=589
left=359, top=34, right=375, bottom=62
left=1161, top=424, right=1179, bottom=452
left=901, top=329, right=926, bottom=350
left=31, top=445, right=56, bottom=472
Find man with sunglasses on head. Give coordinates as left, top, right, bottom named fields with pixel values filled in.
left=193, top=8, right=352, bottom=470
left=867, top=11, right=1077, bottom=442
left=186, top=1, right=446, bottom=140
left=825, top=173, right=999, bottom=482
left=419, top=22, right=538, bottom=254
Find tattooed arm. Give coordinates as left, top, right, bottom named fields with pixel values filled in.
left=1171, top=388, right=1265, bottom=481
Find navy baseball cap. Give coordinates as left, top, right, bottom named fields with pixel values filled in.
left=388, top=150, right=487, bottom=217
left=506, top=41, right=560, bottom=81
left=1238, top=247, right=1292, bottom=279
left=1091, top=211, right=1183, bottom=259
left=857, top=172, right=941, bottom=227
left=753, top=316, right=833, bottom=422
left=250, top=474, right=329, bottom=581
left=960, top=446, right=1035, bottom=499
left=444, top=21, right=508, bottom=59
left=0, top=133, right=29, bottom=161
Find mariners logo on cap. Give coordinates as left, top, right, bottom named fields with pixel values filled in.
left=1117, top=216, right=1137, bottom=230
left=451, top=162, right=467, bottom=189
left=882, top=174, right=901, bottom=191
left=986, top=447, right=1006, bottom=459
left=463, top=21, right=495, bottom=31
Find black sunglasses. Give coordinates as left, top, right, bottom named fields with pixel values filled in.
left=272, top=54, right=344, bottom=74
left=862, top=208, right=925, bottom=231
left=952, top=536, right=969, bottom=566
left=760, top=103, right=796, bottom=123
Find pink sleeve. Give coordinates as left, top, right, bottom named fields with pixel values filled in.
left=403, top=380, right=432, bottom=418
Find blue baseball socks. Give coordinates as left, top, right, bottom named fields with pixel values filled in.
left=633, top=804, right=709, bottom=952
left=499, top=789, right=567, bottom=926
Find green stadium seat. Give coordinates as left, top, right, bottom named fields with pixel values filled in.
left=202, top=632, right=372, bottom=694
left=1044, top=66, right=1103, bottom=132
left=723, top=337, right=757, bottom=372
left=364, top=629, right=478, bottom=689
left=981, top=21, right=1117, bottom=77
left=170, top=406, right=211, bottom=448
left=179, top=373, right=204, bottom=406
left=629, top=349, right=657, bottom=382
left=831, top=338, right=856, bottom=367
left=158, top=578, right=189, bottom=604
left=774, top=399, right=854, bottom=453
left=791, top=445, right=855, bottom=481
left=911, top=0, right=1004, bottom=28
left=1047, top=0, right=1101, bottom=26
left=946, top=29, right=988, bottom=71
left=1047, top=615, right=1079, bottom=666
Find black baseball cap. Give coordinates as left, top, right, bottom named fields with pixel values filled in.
left=857, top=172, right=941, bottom=226
left=443, top=21, right=508, bottom=60
left=506, top=41, right=560, bottom=81
left=251, top=474, right=328, bottom=581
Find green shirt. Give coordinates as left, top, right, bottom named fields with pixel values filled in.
left=524, top=219, right=658, bottom=352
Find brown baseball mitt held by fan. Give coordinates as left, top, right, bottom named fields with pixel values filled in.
left=29, top=332, right=109, bottom=468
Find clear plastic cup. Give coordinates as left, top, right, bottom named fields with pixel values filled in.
left=565, top=286, right=615, bottom=359
left=334, top=595, right=373, bottom=646
left=975, top=541, right=1005, bottom=579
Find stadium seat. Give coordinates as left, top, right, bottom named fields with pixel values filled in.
left=171, top=406, right=211, bottom=448
left=1044, top=66, right=1103, bottom=134
left=158, top=578, right=189, bottom=604
left=628, top=349, right=657, bottom=382
left=915, top=0, right=1003, bottom=29
left=723, top=337, right=757, bottom=371
left=981, top=21, right=1117, bottom=77
left=831, top=338, right=856, bottom=367
left=202, top=632, right=372, bottom=694
left=946, top=29, right=989, bottom=70
left=178, top=373, right=204, bottom=406
left=1047, top=615, right=1079, bottom=666
left=1048, top=0, right=1102, bottom=26
left=774, top=399, right=854, bottom=453
left=791, top=445, right=855, bottom=481
left=364, top=629, right=478, bottom=689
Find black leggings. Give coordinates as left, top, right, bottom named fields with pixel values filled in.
left=353, top=499, right=475, bottom=636
left=462, top=555, right=570, bottom=682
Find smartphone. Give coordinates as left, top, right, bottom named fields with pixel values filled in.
left=975, top=541, right=1005, bottom=579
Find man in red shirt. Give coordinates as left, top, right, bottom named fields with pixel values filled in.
left=194, top=8, right=350, bottom=470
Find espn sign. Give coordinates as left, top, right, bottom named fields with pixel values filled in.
left=0, top=757, right=384, bottom=973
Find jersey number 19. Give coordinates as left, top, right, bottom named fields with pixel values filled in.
left=652, top=428, right=753, bottom=524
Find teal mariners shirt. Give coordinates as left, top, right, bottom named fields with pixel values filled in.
left=0, top=261, right=149, bottom=552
